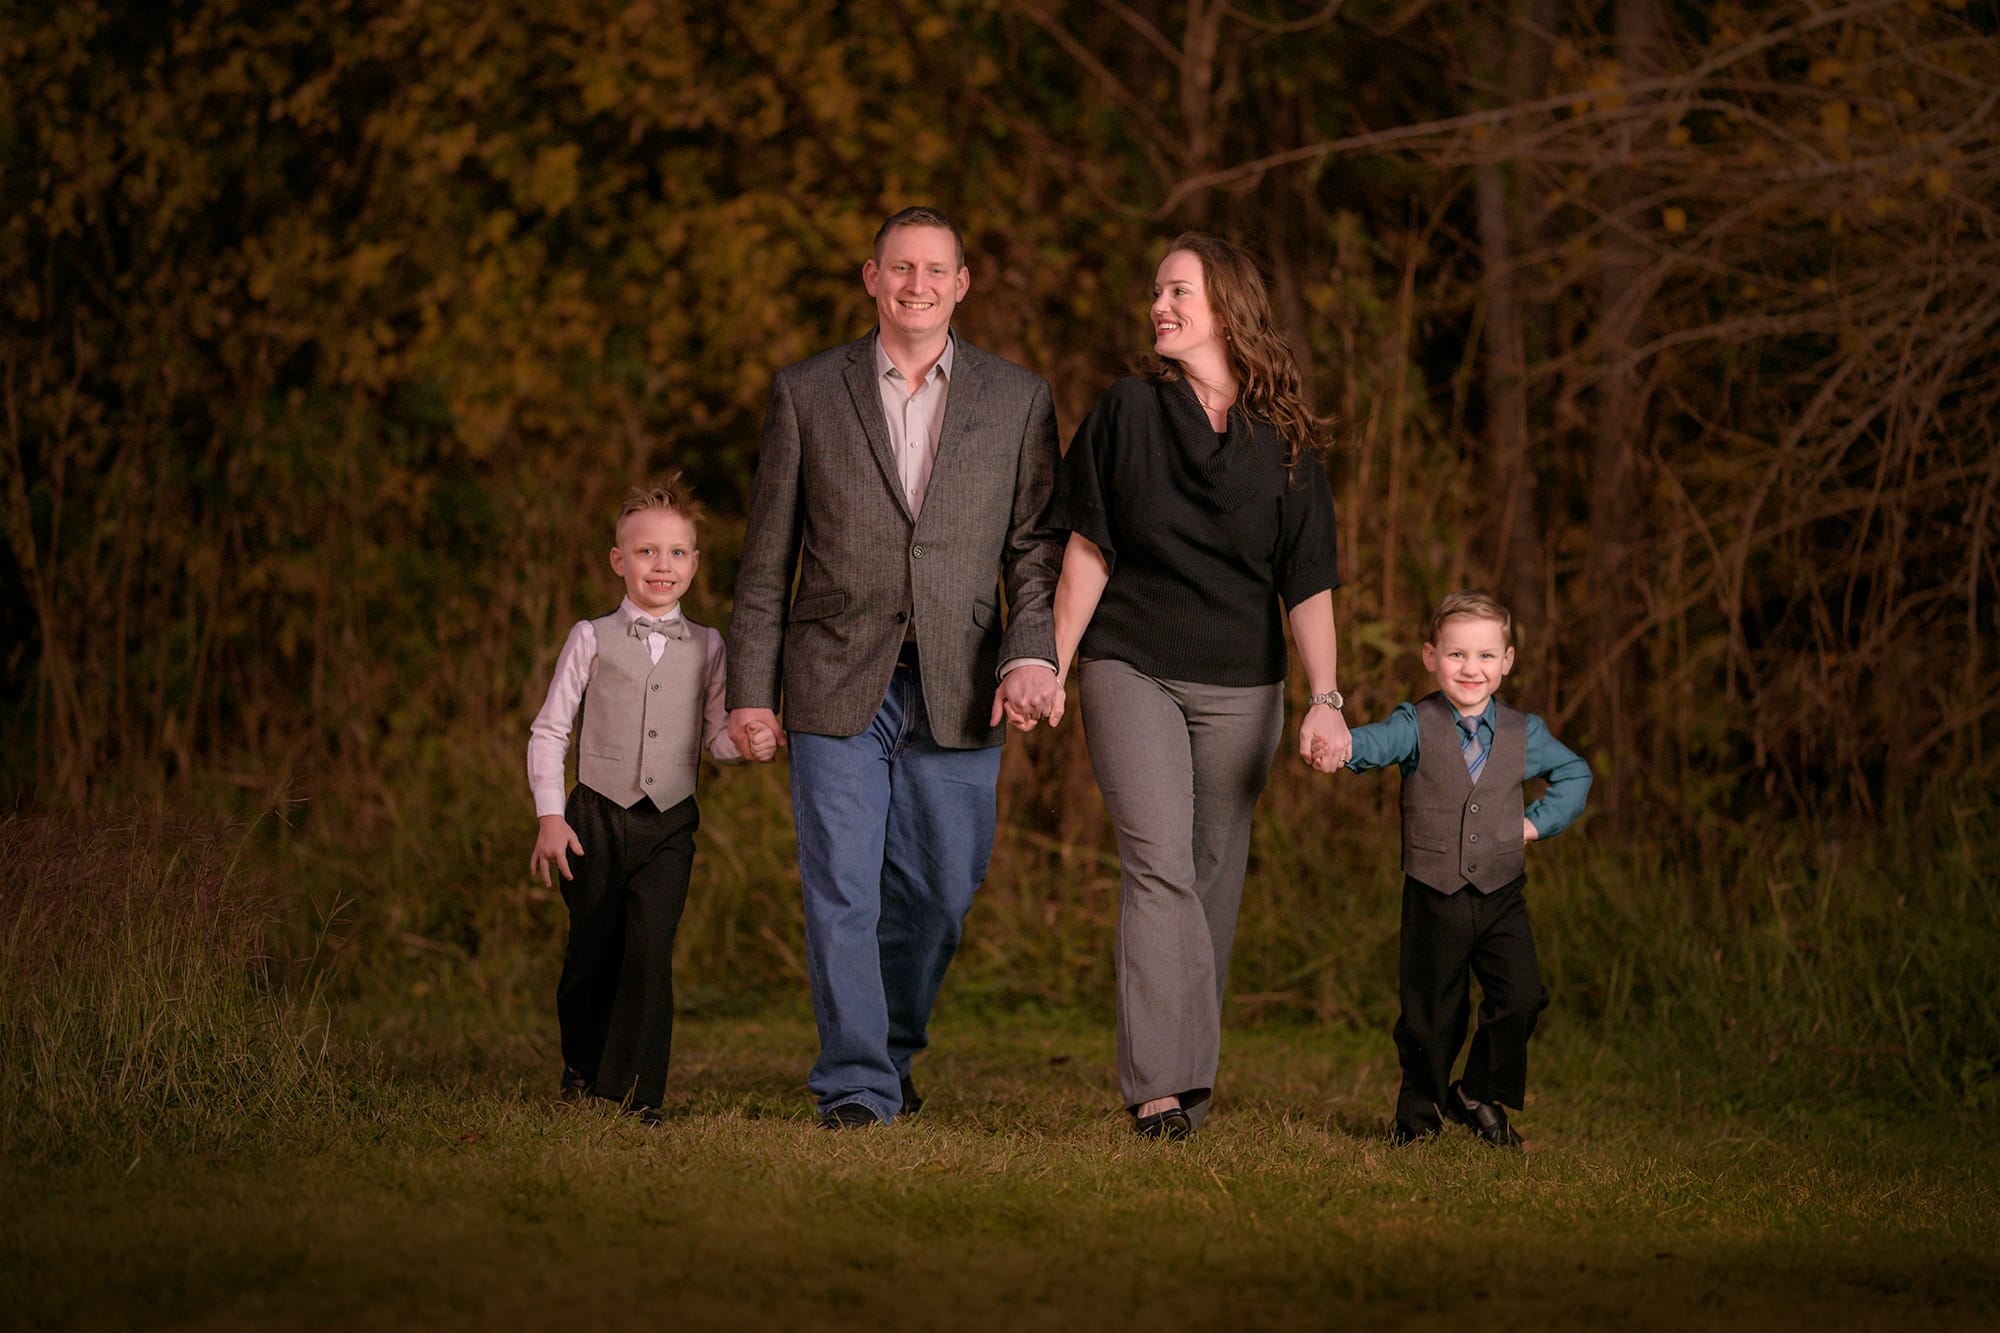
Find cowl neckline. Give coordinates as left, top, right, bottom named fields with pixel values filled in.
left=1156, top=375, right=1281, bottom=511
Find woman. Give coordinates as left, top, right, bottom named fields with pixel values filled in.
left=1046, top=234, right=1350, bottom=1138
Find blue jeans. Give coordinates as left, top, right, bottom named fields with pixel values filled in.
left=788, top=663, right=1001, bottom=1121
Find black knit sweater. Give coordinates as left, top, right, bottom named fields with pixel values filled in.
left=1045, top=375, right=1340, bottom=687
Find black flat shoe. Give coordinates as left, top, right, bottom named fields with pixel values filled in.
left=1446, top=1081, right=1524, bottom=1149
left=1134, top=1107, right=1192, bottom=1140
left=559, top=1066, right=590, bottom=1102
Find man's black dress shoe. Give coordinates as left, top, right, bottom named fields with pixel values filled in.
left=820, top=1102, right=882, bottom=1130
left=1446, top=1081, right=1524, bottom=1149
left=559, top=1066, right=590, bottom=1103
left=1134, top=1107, right=1192, bottom=1140
left=899, top=1073, right=924, bottom=1118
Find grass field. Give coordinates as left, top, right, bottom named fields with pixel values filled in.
left=5, top=799, right=1996, bottom=1331
left=5, top=1002, right=1995, bottom=1332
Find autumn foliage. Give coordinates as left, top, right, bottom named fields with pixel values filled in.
left=5, top=0, right=1997, bottom=828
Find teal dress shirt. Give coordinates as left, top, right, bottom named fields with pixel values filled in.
left=1346, top=697, right=1592, bottom=839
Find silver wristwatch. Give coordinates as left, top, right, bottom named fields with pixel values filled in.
left=1308, top=689, right=1344, bottom=710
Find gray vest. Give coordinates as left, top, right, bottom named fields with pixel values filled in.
left=575, top=611, right=707, bottom=811
left=1401, top=693, right=1527, bottom=895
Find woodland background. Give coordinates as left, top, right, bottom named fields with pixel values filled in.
left=5, top=0, right=1999, bottom=1111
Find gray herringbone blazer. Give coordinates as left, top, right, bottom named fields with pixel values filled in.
left=726, top=331, right=1063, bottom=748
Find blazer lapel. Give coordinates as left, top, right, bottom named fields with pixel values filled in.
left=842, top=336, right=913, bottom=523
left=931, top=339, right=985, bottom=493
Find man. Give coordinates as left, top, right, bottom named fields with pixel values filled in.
left=726, top=207, right=1064, bottom=1128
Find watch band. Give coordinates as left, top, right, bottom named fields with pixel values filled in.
left=1309, top=689, right=1344, bottom=710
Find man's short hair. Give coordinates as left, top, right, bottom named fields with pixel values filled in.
left=873, top=205, right=965, bottom=269
left=615, top=471, right=704, bottom=542
left=1429, top=589, right=1513, bottom=645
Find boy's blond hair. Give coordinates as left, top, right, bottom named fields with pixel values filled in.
left=1429, top=590, right=1513, bottom=646
left=615, top=471, right=705, bottom=542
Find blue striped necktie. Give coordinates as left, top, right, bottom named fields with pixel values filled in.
left=1459, top=714, right=1486, bottom=782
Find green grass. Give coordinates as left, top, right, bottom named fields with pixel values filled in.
left=3, top=1009, right=1995, bottom=1331
left=6, top=796, right=1998, bottom=1329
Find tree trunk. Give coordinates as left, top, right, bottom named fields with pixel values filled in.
left=1584, top=0, right=1666, bottom=814
left=1475, top=0, right=1557, bottom=674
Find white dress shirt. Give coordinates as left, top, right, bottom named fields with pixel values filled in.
left=875, top=333, right=953, bottom=519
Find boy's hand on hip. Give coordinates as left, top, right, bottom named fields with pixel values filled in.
left=531, top=815, right=584, bottom=886
left=1522, top=818, right=1539, bottom=843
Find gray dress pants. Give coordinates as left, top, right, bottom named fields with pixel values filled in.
left=1080, top=657, right=1284, bottom=1126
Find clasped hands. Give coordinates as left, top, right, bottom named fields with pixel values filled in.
left=990, top=663, right=1064, bottom=732
left=1300, top=705, right=1353, bottom=774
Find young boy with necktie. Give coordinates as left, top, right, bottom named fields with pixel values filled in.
left=1325, top=591, right=1591, bottom=1147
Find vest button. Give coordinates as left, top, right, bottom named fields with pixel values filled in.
left=1467, top=863, right=1478, bottom=873
left=911, top=544, right=925, bottom=558
left=648, top=729, right=657, bottom=738
left=1469, top=802, right=1480, bottom=813
left=645, top=777, right=653, bottom=785
left=651, top=683, right=660, bottom=691
left=1469, top=833, right=1480, bottom=843
left=895, top=611, right=907, bottom=623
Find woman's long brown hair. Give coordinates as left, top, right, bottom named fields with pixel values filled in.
left=1139, top=232, right=1328, bottom=471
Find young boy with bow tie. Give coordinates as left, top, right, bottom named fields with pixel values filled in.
left=527, top=477, right=776, bottom=1122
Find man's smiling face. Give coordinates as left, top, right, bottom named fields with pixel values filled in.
left=863, top=223, right=968, bottom=344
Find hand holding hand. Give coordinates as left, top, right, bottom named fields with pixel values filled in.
left=729, top=706, right=785, bottom=762
left=531, top=815, right=584, bottom=886
left=1299, top=703, right=1352, bottom=773
left=989, top=664, right=1062, bottom=732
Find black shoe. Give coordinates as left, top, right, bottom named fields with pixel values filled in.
left=1446, top=1082, right=1524, bottom=1149
left=627, top=1104, right=662, bottom=1127
left=820, top=1102, right=882, bottom=1131
left=1134, top=1107, right=1192, bottom=1140
left=899, top=1073, right=924, bottom=1118
left=559, top=1066, right=590, bottom=1102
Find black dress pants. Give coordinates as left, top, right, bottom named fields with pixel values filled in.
left=557, top=785, right=699, bottom=1111
left=1392, top=873, right=1549, bottom=1138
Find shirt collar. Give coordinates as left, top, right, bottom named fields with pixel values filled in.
left=874, top=331, right=955, bottom=388
left=620, top=597, right=682, bottom=624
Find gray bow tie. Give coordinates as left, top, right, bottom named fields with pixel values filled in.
left=630, top=615, right=689, bottom=641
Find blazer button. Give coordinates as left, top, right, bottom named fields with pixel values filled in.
left=911, top=544, right=925, bottom=558
left=895, top=611, right=907, bottom=623
left=651, top=683, right=660, bottom=691
left=648, top=729, right=657, bottom=738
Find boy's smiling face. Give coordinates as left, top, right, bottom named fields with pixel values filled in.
left=1422, top=613, right=1515, bottom=717
left=609, top=507, right=699, bottom=617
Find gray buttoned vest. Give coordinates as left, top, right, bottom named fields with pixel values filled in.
left=575, top=611, right=707, bottom=811
left=1401, top=693, right=1527, bottom=895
